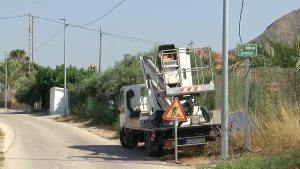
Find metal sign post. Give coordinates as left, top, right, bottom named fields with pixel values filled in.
left=244, top=58, right=250, bottom=150
left=162, top=97, right=186, bottom=164
left=237, top=43, right=257, bottom=150
left=174, top=120, right=179, bottom=163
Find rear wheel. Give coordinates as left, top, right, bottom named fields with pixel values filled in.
left=145, top=131, right=164, bottom=157
left=120, top=129, right=138, bottom=149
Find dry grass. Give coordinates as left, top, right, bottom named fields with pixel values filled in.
left=230, top=104, right=300, bottom=156
left=251, top=105, right=300, bottom=153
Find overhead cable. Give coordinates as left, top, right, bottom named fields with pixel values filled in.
left=68, top=24, right=99, bottom=33
left=26, top=14, right=167, bottom=46
left=34, top=27, right=64, bottom=51
left=82, top=0, right=126, bottom=27
left=105, top=34, right=154, bottom=46
left=32, top=15, right=65, bottom=24
left=239, top=0, right=245, bottom=44
left=103, top=31, right=162, bottom=45
left=0, top=14, right=28, bottom=20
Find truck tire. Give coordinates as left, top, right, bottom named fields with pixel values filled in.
left=120, top=129, right=138, bottom=149
left=145, top=132, right=164, bottom=157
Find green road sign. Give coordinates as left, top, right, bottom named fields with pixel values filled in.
left=237, top=44, right=257, bottom=57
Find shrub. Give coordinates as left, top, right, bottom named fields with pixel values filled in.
left=15, top=77, right=40, bottom=109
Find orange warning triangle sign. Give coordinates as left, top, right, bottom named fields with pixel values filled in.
left=163, top=97, right=187, bottom=122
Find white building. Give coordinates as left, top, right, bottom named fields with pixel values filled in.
left=49, top=87, right=68, bottom=115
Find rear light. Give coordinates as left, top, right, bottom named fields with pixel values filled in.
left=164, top=140, right=174, bottom=147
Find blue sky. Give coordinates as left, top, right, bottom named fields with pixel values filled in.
left=0, top=0, right=299, bottom=70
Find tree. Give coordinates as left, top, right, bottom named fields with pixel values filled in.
left=0, top=59, right=26, bottom=89
left=15, top=76, right=40, bottom=110
left=53, top=65, right=94, bottom=88
left=9, top=49, right=26, bottom=62
left=70, top=54, right=144, bottom=102
left=35, top=66, right=55, bottom=109
left=34, top=65, right=94, bottom=109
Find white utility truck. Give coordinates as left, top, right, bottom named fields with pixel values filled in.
left=118, top=44, right=221, bottom=156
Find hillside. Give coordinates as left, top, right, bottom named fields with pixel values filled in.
left=252, top=8, right=300, bottom=44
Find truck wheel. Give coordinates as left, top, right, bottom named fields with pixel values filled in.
left=145, top=132, right=164, bottom=157
left=120, top=129, right=138, bottom=149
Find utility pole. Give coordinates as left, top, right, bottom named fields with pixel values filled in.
left=98, top=27, right=102, bottom=73
left=221, top=0, right=229, bottom=160
left=28, top=14, right=33, bottom=74
left=5, top=53, right=8, bottom=111
left=60, top=18, right=68, bottom=116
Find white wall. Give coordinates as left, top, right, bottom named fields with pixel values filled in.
left=49, top=87, right=68, bottom=115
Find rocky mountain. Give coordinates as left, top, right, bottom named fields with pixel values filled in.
left=252, top=8, right=300, bottom=44
left=229, top=8, right=300, bottom=56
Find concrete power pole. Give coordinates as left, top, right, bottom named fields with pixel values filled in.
left=221, top=0, right=229, bottom=160
left=98, top=27, right=102, bottom=73
left=60, top=18, right=68, bottom=116
left=28, top=14, right=33, bottom=74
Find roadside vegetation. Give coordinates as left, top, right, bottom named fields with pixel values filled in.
left=227, top=38, right=300, bottom=152
left=3, top=38, right=299, bottom=167
left=201, top=150, right=299, bottom=169
left=206, top=39, right=300, bottom=168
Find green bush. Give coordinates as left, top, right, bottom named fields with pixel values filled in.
left=69, top=96, right=116, bottom=125
left=68, top=54, right=143, bottom=124
left=15, top=77, right=40, bottom=108
left=86, top=97, right=115, bottom=124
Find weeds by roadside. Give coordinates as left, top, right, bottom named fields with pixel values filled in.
left=229, top=104, right=300, bottom=156
left=201, top=150, right=300, bottom=169
left=198, top=104, right=300, bottom=169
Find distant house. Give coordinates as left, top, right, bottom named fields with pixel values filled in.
left=214, top=53, right=234, bottom=71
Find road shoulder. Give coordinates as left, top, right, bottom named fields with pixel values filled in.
left=0, top=121, right=15, bottom=156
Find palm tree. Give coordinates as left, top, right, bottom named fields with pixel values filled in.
left=9, top=49, right=27, bottom=64
left=0, top=59, right=26, bottom=89
left=229, top=38, right=300, bottom=71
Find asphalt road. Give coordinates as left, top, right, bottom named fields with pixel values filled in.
left=0, top=112, right=191, bottom=169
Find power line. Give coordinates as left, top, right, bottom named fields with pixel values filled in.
left=105, top=33, right=154, bottom=46
left=32, top=15, right=64, bottom=24
left=68, top=24, right=99, bottom=33
left=103, top=31, right=163, bottom=45
left=20, top=14, right=172, bottom=50
left=34, top=27, right=64, bottom=52
left=31, top=15, right=163, bottom=45
left=239, top=0, right=245, bottom=44
left=0, top=14, right=28, bottom=20
left=82, top=0, right=126, bottom=27
left=68, top=24, right=165, bottom=45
